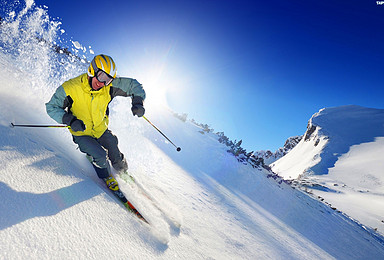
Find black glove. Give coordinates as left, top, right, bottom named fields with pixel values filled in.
left=131, top=96, right=145, bottom=117
left=62, top=113, right=86, bottom=132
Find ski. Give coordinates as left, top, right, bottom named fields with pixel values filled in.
left=85, top=155, right=148, bottom=224
left=119, top=172, right=181, bottom=228
left=110, top=188, right=149, bottom=224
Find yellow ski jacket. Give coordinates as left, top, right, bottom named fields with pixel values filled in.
left=46, top=73, right=146, bottom=138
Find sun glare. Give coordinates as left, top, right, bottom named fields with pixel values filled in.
left=116, top=42, right=188, bottom=114
left=131, top=46, right=179, bottom=112
left=144, top=78, right=168, bottom=109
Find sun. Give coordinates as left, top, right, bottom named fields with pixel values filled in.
left=131, top=46, right=178, bottom=112
left=115, top=42, right=185, bottom=113
left=143, top=79, right=168, bottom=109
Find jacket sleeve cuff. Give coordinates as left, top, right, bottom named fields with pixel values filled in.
left=131, top=95, right=144, bottom=106
left=62, top=113, right=76, bottom=126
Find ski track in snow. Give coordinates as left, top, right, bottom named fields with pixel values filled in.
left=2, top=90, right=384, bottom=259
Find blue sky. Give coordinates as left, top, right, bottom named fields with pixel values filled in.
left=4, top=0, right=384, bottom=152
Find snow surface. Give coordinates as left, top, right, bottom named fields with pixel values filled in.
left=272, top=105, right=384, bottom=236
left=1, top=1, right=384, bottom=259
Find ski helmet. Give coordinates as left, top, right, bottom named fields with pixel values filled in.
left=87, top=54, right=117, bottom=78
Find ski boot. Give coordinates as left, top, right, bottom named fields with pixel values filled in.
left=103, top=175, right=127, bottom=203
left=103, top=176, right=120, bottom=191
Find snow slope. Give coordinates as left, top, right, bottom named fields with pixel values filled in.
left=1, top=2, right=384, bottom=259
left=272, top=105, right=384, bottom=235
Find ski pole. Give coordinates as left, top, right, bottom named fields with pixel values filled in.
left=142, top=116, right=181, bottom=152
left=10, top=123, right=70, bottom=128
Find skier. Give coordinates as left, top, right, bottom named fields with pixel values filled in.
left=45, top=54, right=146, bottom=192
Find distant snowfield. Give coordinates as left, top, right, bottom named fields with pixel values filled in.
left=312, top=137, right=384, bottom=235
left=272, top=105, right=384, bottom=236
left=329, top=137, right=384, bottom=190
left=1, top=1, right=384, bottom=259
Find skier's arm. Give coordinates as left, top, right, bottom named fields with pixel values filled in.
left=45, top=86, right=69, bottom=124
left=110, top=77, right=146, bottom=101
left=111, top=77, right=146, bottom=117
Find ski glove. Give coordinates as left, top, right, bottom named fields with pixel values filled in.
left=131, top=96, right=145, bottom=117
left=62, top=113, right=86, bottom=132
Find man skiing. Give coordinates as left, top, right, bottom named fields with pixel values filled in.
left=46, top=54, right=146, bottom=193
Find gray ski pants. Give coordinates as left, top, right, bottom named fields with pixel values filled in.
left=72, top=129, right=127, bottom=179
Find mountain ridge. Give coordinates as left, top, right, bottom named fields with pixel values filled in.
left=272, top=105, right=384, bottom=235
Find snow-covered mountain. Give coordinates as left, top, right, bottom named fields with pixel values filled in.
left=271, top=105, right=384, bottom=235
left=1, top=2, right=384, bottom=259
left=253, top=135, right=303, bottom=165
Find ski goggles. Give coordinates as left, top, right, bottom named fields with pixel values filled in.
left=95, top=70, right=114, bottom=86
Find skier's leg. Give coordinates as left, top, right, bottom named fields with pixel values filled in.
left=72, top=135, right=110, bottom=179
left=98, top=129, right=128, bottom=173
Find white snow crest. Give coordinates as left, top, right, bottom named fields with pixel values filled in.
left=272, top=105, right=384, bottom=235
